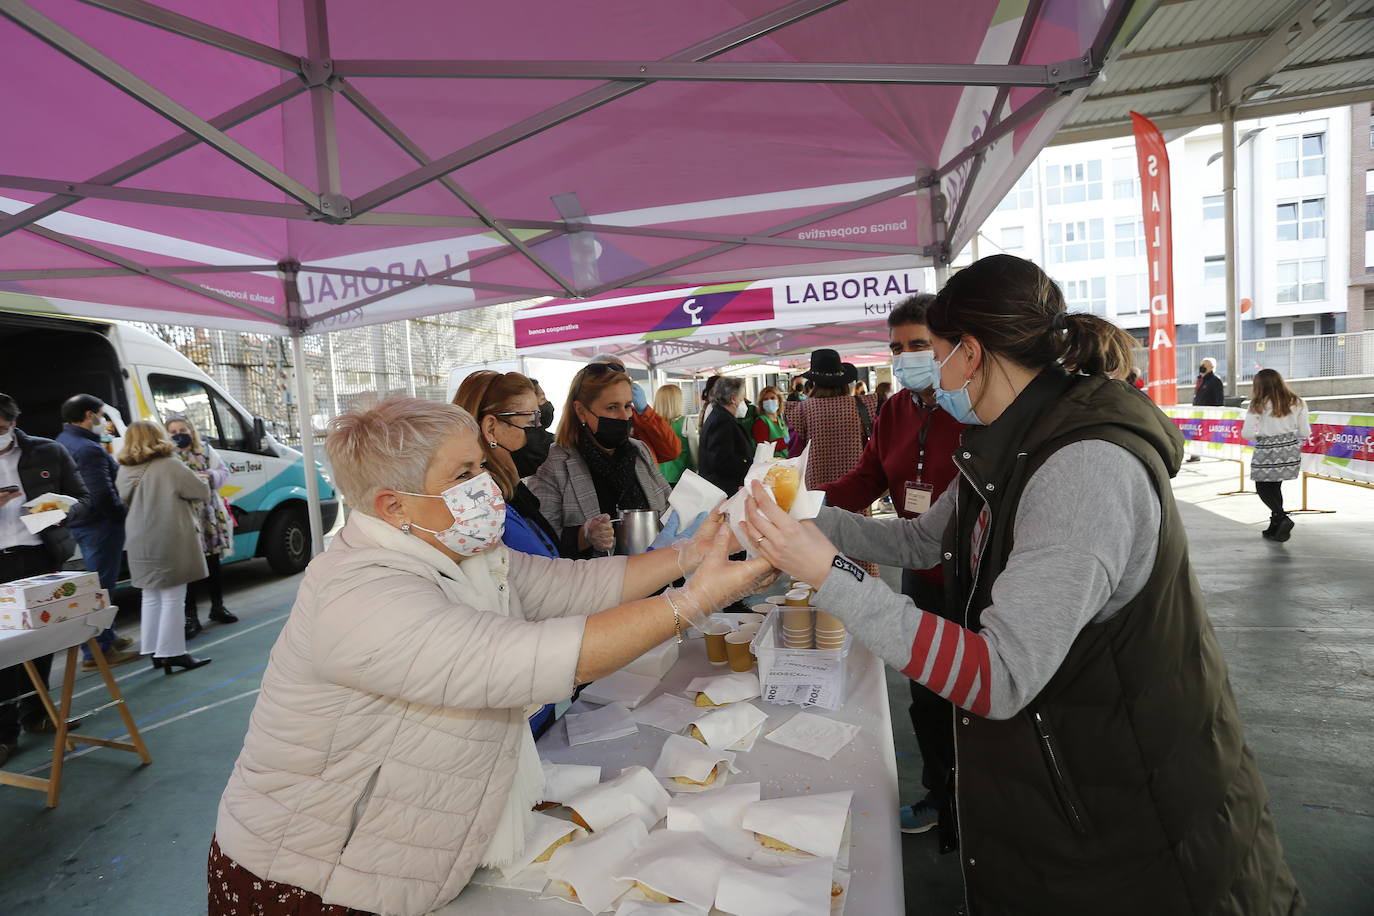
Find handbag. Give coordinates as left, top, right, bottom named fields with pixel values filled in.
left=854, top=395, right=873, bottom=446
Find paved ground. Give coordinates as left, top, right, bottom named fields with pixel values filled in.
left=0, top=458, right=1370, bottom=914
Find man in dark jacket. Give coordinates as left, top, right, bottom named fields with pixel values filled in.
left=0, top=393, right=93, bottom=763
left=56, top=394, right=138, bottom=669
left=698, top=376, right=754, bottom=495
left=1192, top=357, right=1224, bottom=406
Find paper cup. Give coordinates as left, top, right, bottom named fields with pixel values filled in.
left=815, top=611, right=844, bottom=631
left=765, top=594, right=786, bottom=606
left=724, top=632, right=755, bottom=672
left=781, top=608, right=814, bottom=630
left=750, top=603, right=775, bottom=615
left=782, top=634, right=813, bottom=649
left=703, top=618, right=733, bottom=665
left=782, top=588, right=811, bottom=608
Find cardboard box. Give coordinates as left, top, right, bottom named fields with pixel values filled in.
left=0, top=571, right=101, bottom=609
left=0, top=588, right=112, bottom=630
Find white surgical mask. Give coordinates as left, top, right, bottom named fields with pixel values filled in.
left=892, top=351, right=936, bottom=394
left=761, top=398, right=779, bottom=414
left=0, top=431, right=13, bottom=451
left=734, top=401, right=749, bottom=418
left=399, top=472, right=506, bottom=556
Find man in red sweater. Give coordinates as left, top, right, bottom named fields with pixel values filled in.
left=817, top=294, right=964, bottom=850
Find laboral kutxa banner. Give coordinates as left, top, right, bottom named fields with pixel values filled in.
left=513, top=268, right=933, bottom=351
left=1132, top=111, right=1177, bottom=407
left=1163, top=407, right=1374, bottom=486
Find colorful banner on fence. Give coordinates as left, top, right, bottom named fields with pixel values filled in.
left=1163, top=407, right=1374, bottom=485
left=1132, top=112, right=1177, bottom=407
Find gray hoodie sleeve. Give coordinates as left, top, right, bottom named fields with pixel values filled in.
left=812, top=486, right=954, bottom=571
left=813, top=440, right=1159, bottom=720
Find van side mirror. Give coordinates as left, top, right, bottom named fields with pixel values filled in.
left=253, top=416, right=267, bottom=453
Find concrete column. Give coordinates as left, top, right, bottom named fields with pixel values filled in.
left=1223, top=107, right=1239, bottom=397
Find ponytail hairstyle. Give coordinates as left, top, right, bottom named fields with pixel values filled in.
left=927, top=254, right=1121, bottom=377
left=1061, top=314, right=1142, bottom=380
left=1249, top=368, right=1300, bottom=419
left=452, top=370, right=537, bottom=498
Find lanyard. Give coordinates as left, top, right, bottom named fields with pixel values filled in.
left=914, top=403, right=934, bottom=484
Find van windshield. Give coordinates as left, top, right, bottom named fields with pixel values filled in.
left=149, top=374, right=253, bottom=452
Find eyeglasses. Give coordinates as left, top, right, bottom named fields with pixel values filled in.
left=496, top=410, right=543, bottom=430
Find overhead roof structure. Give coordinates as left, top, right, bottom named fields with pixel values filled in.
left=0, top=0, right=1139, bottom=336
left=1053, top=0, right=1374, bottom=145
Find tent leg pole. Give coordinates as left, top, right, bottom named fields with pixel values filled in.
left=292, top=329, right=326, bottom=557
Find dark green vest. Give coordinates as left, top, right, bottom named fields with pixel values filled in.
left=940, top=371, right=1303, bottom=916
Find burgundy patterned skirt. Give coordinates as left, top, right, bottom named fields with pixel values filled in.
left=207, top=836, right=374, bottom=916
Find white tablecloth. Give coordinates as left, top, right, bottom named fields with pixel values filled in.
left=435, top=631, right=905, bottom=915
left=0, top=607, right=116, bottom=668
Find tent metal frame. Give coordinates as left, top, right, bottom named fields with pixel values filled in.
left=0, top=0, right=1132, bottom=332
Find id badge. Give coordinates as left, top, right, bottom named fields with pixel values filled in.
left=904, top=481, right=934, bottom=515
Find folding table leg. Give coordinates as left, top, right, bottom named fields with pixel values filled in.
left=22, top=656, right=75, bottom=752
left=43, top=646, right=80, bottom=808
left=84, top=638, right=152, bottom=766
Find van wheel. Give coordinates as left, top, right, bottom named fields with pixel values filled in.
left=262, top=506, right=311, bottom=575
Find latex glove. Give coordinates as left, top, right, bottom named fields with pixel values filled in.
left=631, top=382, right=649, bottom=413
left=663, top=527, right=776, bottom=630
left=742, top=480, right=839, bottom=587
left=647, top=509, right=684, bottom=552
left=670, top=508, right=721, bottom=577
left=581, top=513, right=615, bottom=553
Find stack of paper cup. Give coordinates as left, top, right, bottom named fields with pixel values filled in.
left=781, top=588, right=811, bottom=608
left=781, top=608, right=814, bottom=649
left=814, top=610, right=846, bottom=650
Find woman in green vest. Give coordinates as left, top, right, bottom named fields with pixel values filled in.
left=741, top=255, right=1303, bottom=916
left=751, top=385, right=788, bottom=457
left=652, top=383, right=693, bottom=485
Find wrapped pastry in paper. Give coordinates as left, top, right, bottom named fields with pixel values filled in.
left=683, top=671, right=759, bottom=707
left=689, top=702, right=769, bottom=751
left=614, top=899, right=706, bottom=915
left=715, top=855, right=837, bottom=916
left=544, top=814, right=648, bottom=914
left=541, top=762, right=603, bottom=806
left=652, top=733, right=735, bottom=793
left=580, top=670, right=661, bottom=709
left=565, top=765, right=670, bottom=832
left=19, top=492, right=79, bottom=534
left=632, top=694, right=703, bottom=734
left=613, top=828, right=731, bottom=911
left=742, top=790, right=853, bottom=858
left=666, top=781, right=762, bottom=859
left=722, top=443, right=826, bottom=555
left=502, top=811, right=587, bottom=878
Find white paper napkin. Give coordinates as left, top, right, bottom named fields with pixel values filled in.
left=665, top=468, right=727, bottom=524
left=683, top=671, right=760, bottom=706
left=632, top=694, right=703, bottom=734
left=580, top=671, right=661, bottom=709
left=566, top=702, right=639, bottom=746
left=690, top=702, right=769, bottom=751
left=763, top=712, right=860, bottom=761
left=468, top=864, right=550, bottom=893
left=614, top=900, right=707, bottom=916
left=503, top=811, right=587, bottom=878
left=541, top=762, right=603, bottom=804
left=715, top=855, right=836, bottom=916
left=545, top=815, right=649, bottom=915
left=566, top=765, right=670, bottom=832
left=613, top=828, right=731, bottom=912
left=652, top=733, right=735, bottom=792
left=623, top=639, right=679, bottom=679
left=666, top=781, right=762, bottom=859
left=742, top=791, right=853, bottom=858
left=19, top=510, right=65, bottom=534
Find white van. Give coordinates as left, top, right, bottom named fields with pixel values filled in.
left=0, top=310, right=338, bottom=574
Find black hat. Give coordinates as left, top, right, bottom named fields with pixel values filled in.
left=801, top=349, right=858, bottom=385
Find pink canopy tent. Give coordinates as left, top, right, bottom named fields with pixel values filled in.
left=514, top=266, right=937, bottom=374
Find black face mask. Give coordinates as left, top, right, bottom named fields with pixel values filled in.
left=1199, top=365, right=1208, bottom=374
left=509, top=427, right=550, bottom=478
left=590, top=416, right=631, bottom=450
left=539, top=401, right=555, bottom=429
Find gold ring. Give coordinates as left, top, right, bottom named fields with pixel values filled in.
left=755, top=535, right=766, bottom=544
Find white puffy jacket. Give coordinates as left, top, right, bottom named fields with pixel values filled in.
left=215, top=514, right=625, bottom=915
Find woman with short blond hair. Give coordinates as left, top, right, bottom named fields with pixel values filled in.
left=211, top=395, right=769, bottom=916
left=115, top=419, right=212, bottom=673
left=652, top=383, right=694, bottom=484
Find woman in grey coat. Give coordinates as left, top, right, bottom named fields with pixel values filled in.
left=115, top=420, right=213, bottom=674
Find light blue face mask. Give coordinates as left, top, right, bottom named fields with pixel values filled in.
left=934, top=345, right=985, bottom=426
left=892, top=350, right=936, bottom=393
left=761, top=398, right=779, bottom=414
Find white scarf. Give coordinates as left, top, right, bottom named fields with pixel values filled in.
left=349, top=513, right=545, bottom=869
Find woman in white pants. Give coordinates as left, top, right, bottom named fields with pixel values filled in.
left=116, top=420, right=213, bottom=673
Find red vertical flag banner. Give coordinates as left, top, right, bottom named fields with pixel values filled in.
left=1131, top=112, right=1177, bottom=406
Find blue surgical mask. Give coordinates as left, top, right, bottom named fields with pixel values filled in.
left=761, top=398, right=779, bottom=414
left=933, top=345, right=984, bottom=426
left=892, top=351, right=935, bottom=394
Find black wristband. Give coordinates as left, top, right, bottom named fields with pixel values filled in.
left=831, top=554, right=866, bottom=583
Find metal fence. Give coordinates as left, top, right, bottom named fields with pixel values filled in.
left=1133, top=330, right=1374, bottom=387
left=131, top=304, right=518, bottom=453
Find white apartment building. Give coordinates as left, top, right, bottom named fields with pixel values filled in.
left=969, top=105, right=1356, bottom=349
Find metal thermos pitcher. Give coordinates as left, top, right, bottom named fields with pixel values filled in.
left=614, top=509, right=662, bottom=555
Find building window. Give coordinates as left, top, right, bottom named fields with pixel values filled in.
left=1203, top=195, right=1223, bottom=221
left=1045, top=161, right=1103, bottom=205
left=1048, top=219, right=1104, bottom=263
left=1060, top=277, right=1107, bottom=316
left=1001, top=226, right=1025, bottom=251
left=996, top=172, right=1034, bottom=211
left=1276, top=132, right=1325, bottom=180
left=1204, top=256, right=1226, bottom=283
left=1115, top=218, right=1144, bottom=258
left=1115, top=273, right=1147, bottom=314
left=1204, top=313, right=1227, bottom=337
left=1276, top=198, right=1325, bottom=241
left=1293, top=319, right=1317, bottom=337
left=1112, top=152, right=1139, bottom=200
left=1277, top=259, right=1326, bottom=303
